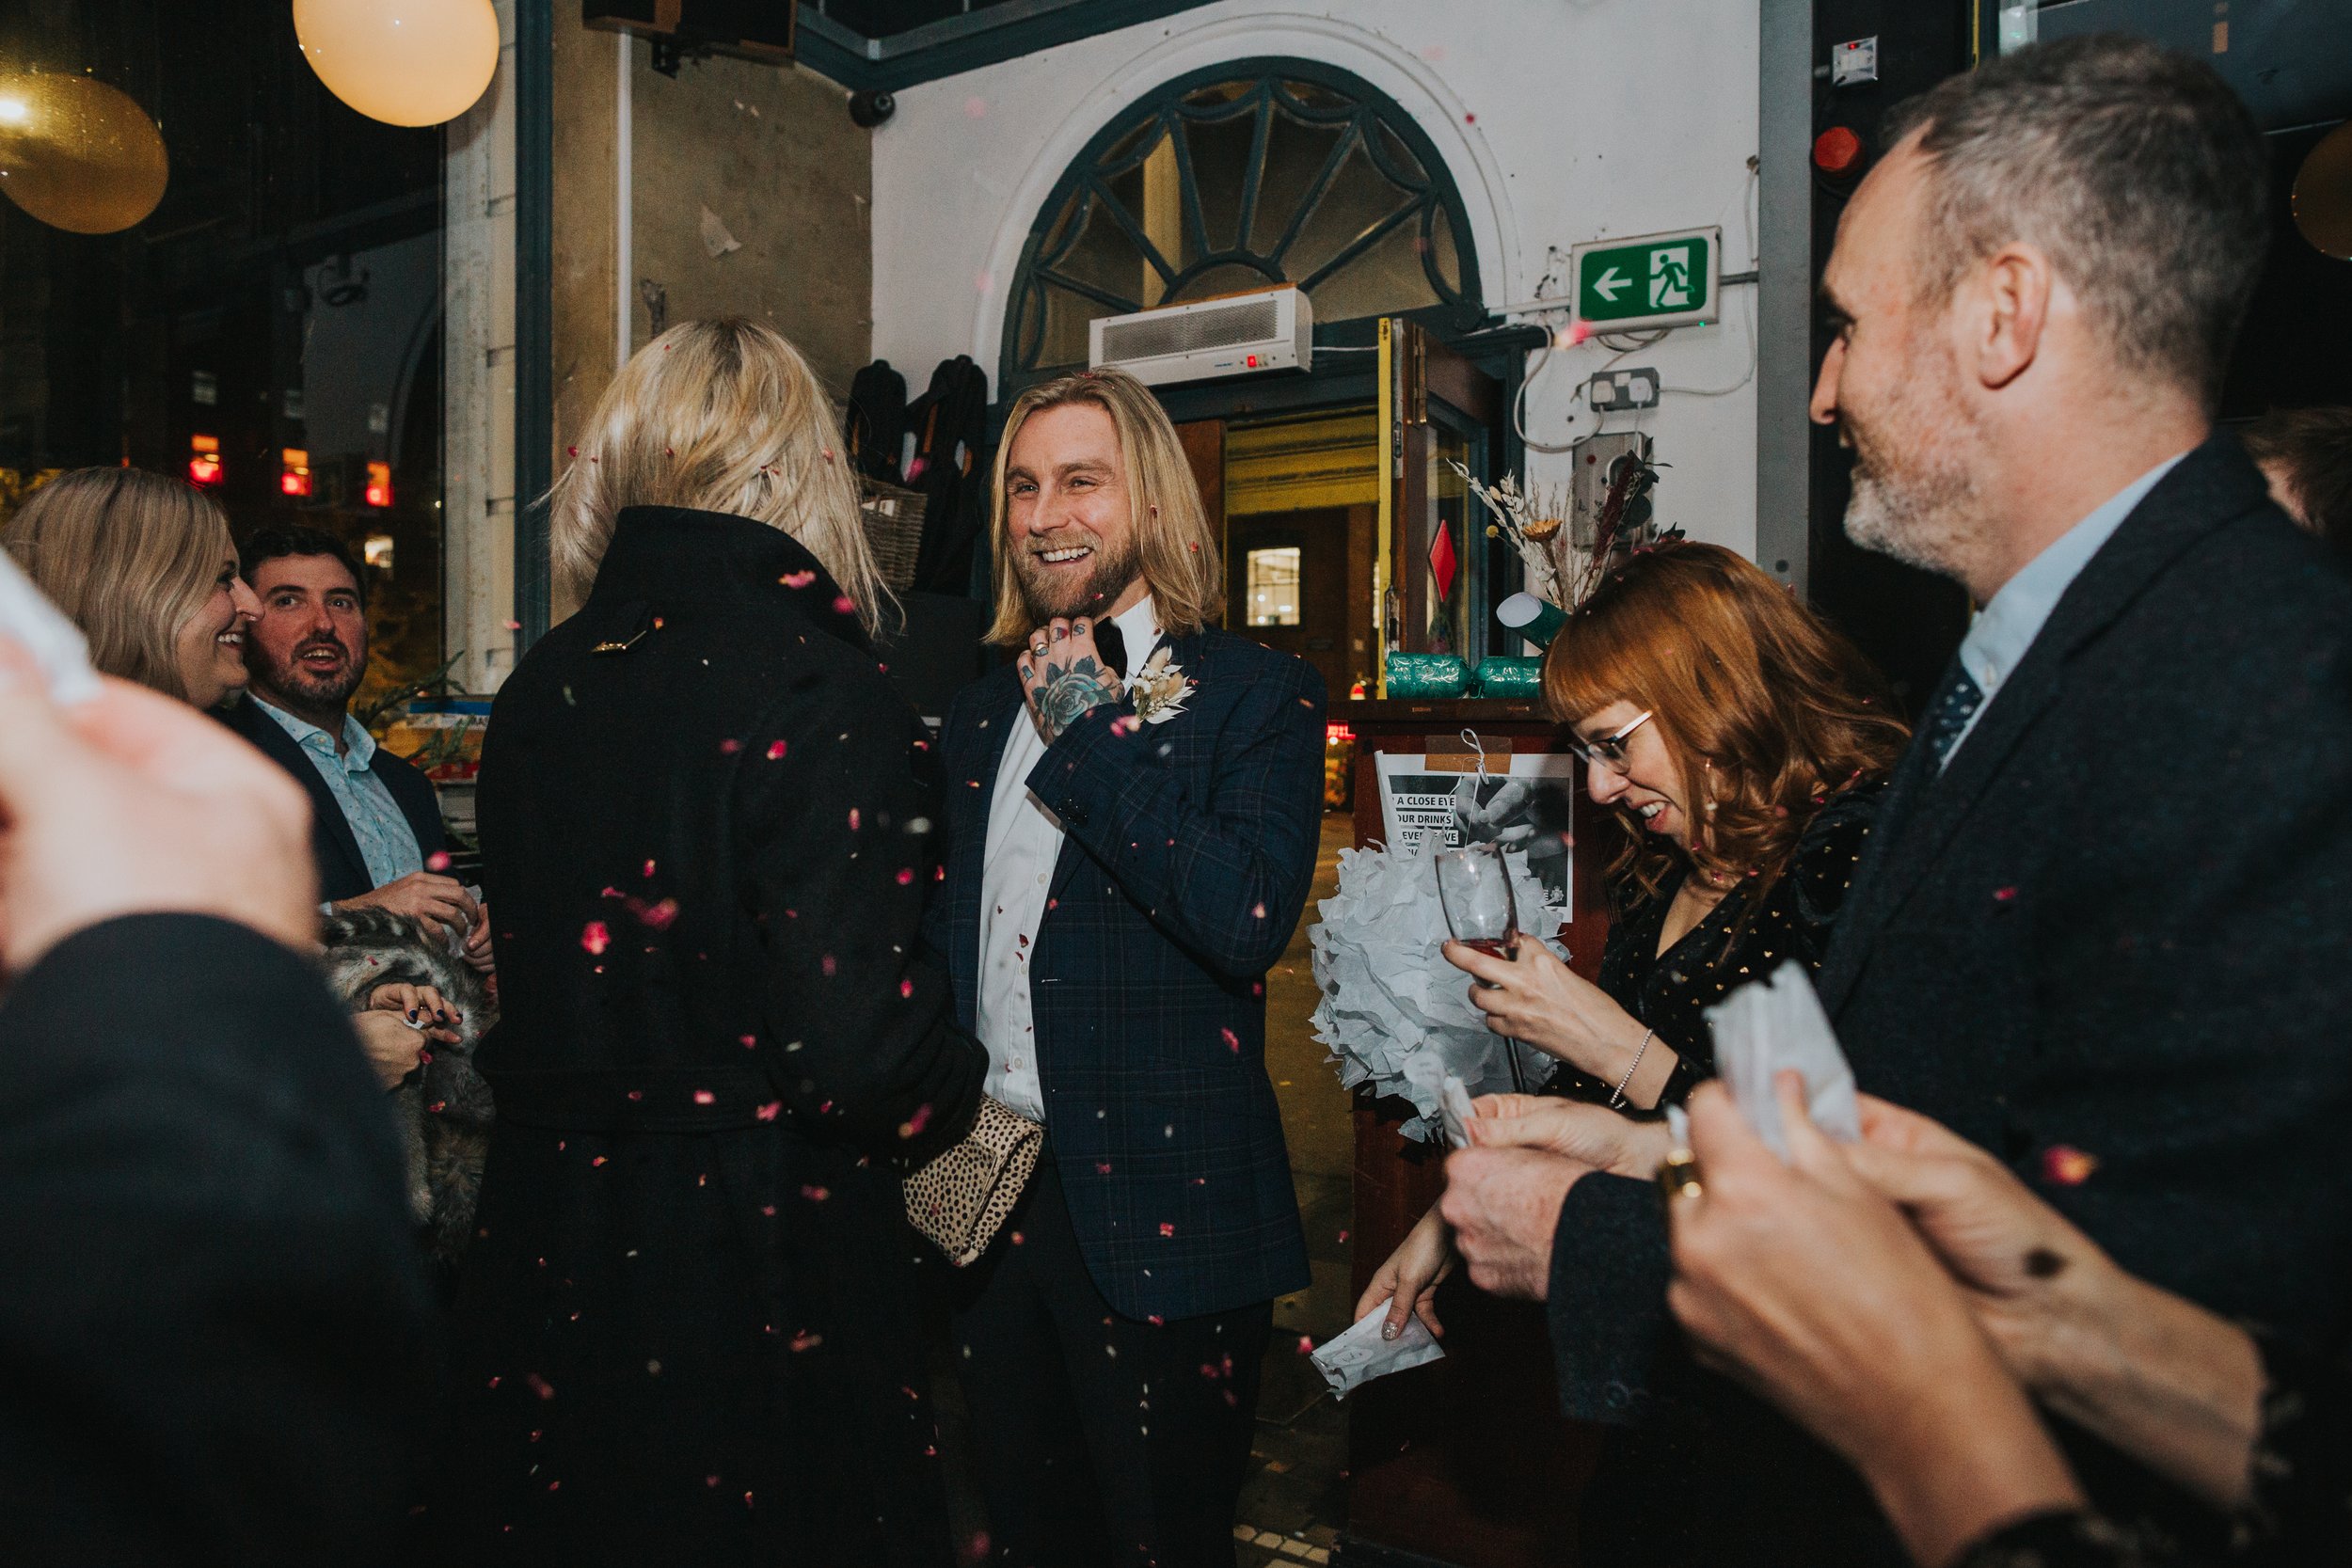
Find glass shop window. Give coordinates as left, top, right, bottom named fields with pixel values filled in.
left=0, top=0, right=447, bottom=711
left=1246, top=546, right=1302, bottom=626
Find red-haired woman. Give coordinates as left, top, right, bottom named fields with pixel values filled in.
left=1360, top=541, right=1910, bottom=1338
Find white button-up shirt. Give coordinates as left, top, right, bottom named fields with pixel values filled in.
left=974, top=595, right=1161, bottom=1124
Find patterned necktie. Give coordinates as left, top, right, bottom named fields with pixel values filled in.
left=1922, top=663, right=1986, bottom=767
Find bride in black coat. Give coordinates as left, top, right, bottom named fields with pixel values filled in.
left=424, top=319, right=987, bottom=1564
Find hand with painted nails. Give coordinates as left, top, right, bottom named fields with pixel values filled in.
left=366, top=981, right=463, bottom=1045
left=1016, top=615, right=1122, bottom=745
left=1355, top=1202, right=1457, bottom=1341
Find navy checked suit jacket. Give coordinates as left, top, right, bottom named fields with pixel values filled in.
left=926, top=626, right=1322, bottom=1323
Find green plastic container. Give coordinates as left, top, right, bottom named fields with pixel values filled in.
left=1473, top=656, right=1544, bottom=697
left=1382, top=652, right=1468, bottom=697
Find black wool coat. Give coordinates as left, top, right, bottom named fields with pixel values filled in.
left=422, top=507, right=986, bottom=1566
left=0, top=915, right=434, bottom=1566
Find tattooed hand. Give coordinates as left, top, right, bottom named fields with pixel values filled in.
left=1018, top=616, right=1123, bottom=744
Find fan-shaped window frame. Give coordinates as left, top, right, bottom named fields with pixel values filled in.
left=1002, top=58, right=1484, bottom=383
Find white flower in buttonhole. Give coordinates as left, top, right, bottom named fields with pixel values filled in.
left=1126, top=646, right=1191, bottom=725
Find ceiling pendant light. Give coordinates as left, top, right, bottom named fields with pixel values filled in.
left=293, top=0, right=501, bottom=128
left=0, top=71, right=170, bottom=235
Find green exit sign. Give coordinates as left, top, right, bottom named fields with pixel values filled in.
left=1572, top=227, right=1720, bottom=330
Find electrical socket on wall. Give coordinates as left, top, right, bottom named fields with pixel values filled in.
left=1588, top=368, right=1661, bottom=412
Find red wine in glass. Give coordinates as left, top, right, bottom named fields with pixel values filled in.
left=1455, top=936, right=1520, bottom=962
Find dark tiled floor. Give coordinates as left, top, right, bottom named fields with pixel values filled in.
left=1236, top=814, right=1354, bottom=1567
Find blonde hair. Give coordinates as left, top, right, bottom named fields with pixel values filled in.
left=2, top=467, right=234, bottom=703
left=984, top=368, right=1221, bottom=646
left=548, top=319, right=887, bottom=632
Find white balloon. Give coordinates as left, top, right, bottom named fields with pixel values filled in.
left=293, top=0, right=500, bottom=129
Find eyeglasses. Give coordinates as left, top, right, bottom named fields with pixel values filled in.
left=1563, top=710, right=1653, bottom=772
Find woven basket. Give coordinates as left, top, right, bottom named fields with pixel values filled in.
left=859, top=478, right=927, bottom=592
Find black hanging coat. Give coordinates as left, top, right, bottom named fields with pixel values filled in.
left=424, top=506, right=986, bottom=1565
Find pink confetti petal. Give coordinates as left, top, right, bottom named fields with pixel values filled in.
left=2042, top=1145, right=2099, bottom=1185
left=580, top=921, right=611, bottom=956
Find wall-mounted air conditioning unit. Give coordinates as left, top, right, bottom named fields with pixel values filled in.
left=1089, top=287, right=1313, bottom=388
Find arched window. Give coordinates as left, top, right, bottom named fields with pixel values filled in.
left=1004, top=60, right=1482, bottom=380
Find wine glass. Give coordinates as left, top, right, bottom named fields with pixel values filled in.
left=1435, top=842, right=1529, bottom=1092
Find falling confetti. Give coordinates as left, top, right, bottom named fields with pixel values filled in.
left=2042, top=1146, right=2099, bottom=1185
left=767, top=739, right=787, bottom=760
left=580, top=921, right=612, bottom=956
left=426, top=850, right=453, bottom=872
left=756, top=1101, right=783, bottom=1121
left=898, top=1102, right=934, bottom=1139
left=782, top=570, right=818, bottom=589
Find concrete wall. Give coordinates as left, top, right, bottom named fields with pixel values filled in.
left=541, top=14, right=874, bottom=625
left=624, top=45, right=873, bottom=396
left=868, top=0, right=1764, bottom=557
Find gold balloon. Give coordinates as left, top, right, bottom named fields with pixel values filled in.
left=293, top=0, right=501, bottom=129
left=0, top=72, right=169, bottom=236
left=2292, top=121, right=2352, bottom=262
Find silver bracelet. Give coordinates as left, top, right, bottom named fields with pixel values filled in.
left=1609, top=1028, right=1655, bottom=1110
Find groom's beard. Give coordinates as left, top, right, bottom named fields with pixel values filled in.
left=1011, top=532, right=1144, bottom=626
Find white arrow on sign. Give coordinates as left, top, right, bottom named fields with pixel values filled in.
left=1591, top=264, right=1628, bottom=302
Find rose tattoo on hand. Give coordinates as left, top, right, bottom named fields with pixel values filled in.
left=1018, top=616, right=1123, bottom=744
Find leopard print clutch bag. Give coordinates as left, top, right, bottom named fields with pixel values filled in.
left=904, top=1096, right=1043, bottom=1266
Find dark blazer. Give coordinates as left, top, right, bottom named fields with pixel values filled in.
left=1544, top=436, right=2352, bottom=1564
left=222, top=695, right=448, bottom=901
left=426, top=508, right=985, bottom=1565
left=0, top=913, right=434, bottom=1566
left=928, top=625, right=1323, bottom=1323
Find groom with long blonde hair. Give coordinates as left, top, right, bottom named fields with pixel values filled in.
left=928, top=368, right=1326, bottom=1566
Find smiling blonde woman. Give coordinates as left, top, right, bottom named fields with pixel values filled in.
left=2, top=466, right=260, bottom=708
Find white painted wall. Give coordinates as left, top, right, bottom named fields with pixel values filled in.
left=870, top=0, right=1763, bottom=556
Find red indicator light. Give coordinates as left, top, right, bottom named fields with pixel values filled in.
left=1813, top=125, right=1863, bottom=175
left=188, top=434, right=223, bottom=488
left=364, top=461, right=393, bottom=509
left=1246, top=354, right=1259, bottom=368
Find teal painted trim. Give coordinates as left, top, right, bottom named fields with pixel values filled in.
left=515, top=0, right=554, bottom=647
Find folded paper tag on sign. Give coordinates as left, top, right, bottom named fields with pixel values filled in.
left=1311, top=1069, right=1480, bottom=1398
left=1705, top=960, right=1860, bottom=1160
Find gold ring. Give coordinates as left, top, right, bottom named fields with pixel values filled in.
left=1032, top=642, right=1049, bottom=657
left=1657, top=1146, right=1703, bottom=1204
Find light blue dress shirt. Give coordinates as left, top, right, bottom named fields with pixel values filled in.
left=253, top=696, right=426, bottom=890
left=1941, top=451, right=2188, bottom=767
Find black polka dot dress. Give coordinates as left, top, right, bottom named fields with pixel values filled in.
left=1545, top=777, right=1888, bottom=1112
